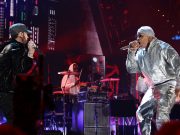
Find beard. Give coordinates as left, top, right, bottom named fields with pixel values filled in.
left=22, top=34, right=28, bottom=44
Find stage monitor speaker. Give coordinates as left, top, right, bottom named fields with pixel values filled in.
left=84, top=102, right=110, bottom=127
left=84, top=127, right=110, bottom=135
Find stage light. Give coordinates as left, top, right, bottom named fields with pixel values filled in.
left=92, top=57, right=98, bottom=63
left=172, top=35, right=180, bottom=40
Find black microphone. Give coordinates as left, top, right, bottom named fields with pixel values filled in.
left=33, top=45, right=38, bottom=50
left=28, top=40, right=38, bottom=50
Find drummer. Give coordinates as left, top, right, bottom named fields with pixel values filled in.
left=60, top=63, right=80, bottom=134
left=61, top=63, right=80, bottom=95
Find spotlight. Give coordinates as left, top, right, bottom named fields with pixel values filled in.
left=172, top=35, right=180, bottom=40
left=92, top=57, right=98, bottom=63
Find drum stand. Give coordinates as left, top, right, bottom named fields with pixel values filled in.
left=61, top=92, right=66, bottom=135
left=62, top=92, right=74, bottom=135
left=61, top=74, right=70, bottom=135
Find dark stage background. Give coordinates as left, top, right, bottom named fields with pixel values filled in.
left=0, top=0, right=179, bottom=95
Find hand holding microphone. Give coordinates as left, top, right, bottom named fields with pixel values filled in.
left=129, top=40, right=140, bottom=51
left=27, top=40, right=38, bottom=58
left=120, top=40, right=140, bottom=51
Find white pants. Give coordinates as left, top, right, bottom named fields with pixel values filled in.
left=136, top=81, right=176, bottom=135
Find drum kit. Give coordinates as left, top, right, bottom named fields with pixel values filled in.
left=55, top=70, right=120, bottom=101
left=44, top=70, right=120, bottom=133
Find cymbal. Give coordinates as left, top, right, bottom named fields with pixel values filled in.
left=53, top=91, right=64, bottom=95
left=58, top=71, right=79, bottom=75
left=100, top=78, right=120, bottom=82
left=53, top=90, right=75, bottom=95
left=79, top=82, right=94, bottom=86
left=80, top=82, right=88, bottom=87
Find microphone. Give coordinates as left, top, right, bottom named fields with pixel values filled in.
left=120, top=44, right=130, bottom=50
left=120, top=40, right=140, bottom=50
left=28, top=40, right=38, bottom=50
left=33, top=45, right=38, bottom=50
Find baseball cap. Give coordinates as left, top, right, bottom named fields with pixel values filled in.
left=9, top=23, right=32, bottom=37
left=137, top=26, right=155, bottom=37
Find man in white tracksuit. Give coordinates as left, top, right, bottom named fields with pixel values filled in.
left=126, top=26, right=180, bottom=135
